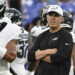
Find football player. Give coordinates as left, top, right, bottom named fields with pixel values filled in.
left=0, top=0, right=22, bottom=75
left=5, top=8, right=31, bottom=75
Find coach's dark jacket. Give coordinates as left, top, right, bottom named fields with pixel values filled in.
left=28, top=28, right=73, bottom=75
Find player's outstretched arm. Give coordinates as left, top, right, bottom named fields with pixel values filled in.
left=3, top=40, right=18, bottom=63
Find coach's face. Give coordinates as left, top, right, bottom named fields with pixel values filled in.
left=46, top=12, right=63, bottom=28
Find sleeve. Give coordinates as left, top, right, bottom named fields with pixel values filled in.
left=12, top=24, right=22, bottom=40
left=28, top=36, right=41, bottom=62
left=51, top=33, right=73, bottom=63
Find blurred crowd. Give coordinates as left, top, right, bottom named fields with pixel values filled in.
left=5, top=0, right=75, bottom=31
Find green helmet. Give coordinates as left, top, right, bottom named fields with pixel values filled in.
left=61, top=10, right=74, bottom=31
left=5, top=8, right=21, bottom=25
left=40, top=5, right=52, bottom=25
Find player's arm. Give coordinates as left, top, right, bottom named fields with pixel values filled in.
left=35, top=48, right=57, bottom=60
left=3, top=40, right=18, bottom=63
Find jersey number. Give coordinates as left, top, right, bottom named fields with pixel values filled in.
left=17, top=40, right=28, bottom=58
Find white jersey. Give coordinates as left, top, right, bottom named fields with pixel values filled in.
left=10, top=29, right=31, bottom=75
left=0, top=17, right=22, bottom=75
left=69, top=21, right=75, bottom=75
left=31, top=25, right=49, bottom=37
left=69, top=31, right=75, bottom=75
left=70, top=21, right=75, bottom=43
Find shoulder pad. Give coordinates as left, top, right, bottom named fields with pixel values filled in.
left=0, top=17, right=12, bottom=24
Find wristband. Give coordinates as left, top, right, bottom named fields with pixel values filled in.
left=0, top=47, right=7, bottom=59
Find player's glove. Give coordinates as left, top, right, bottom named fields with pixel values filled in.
left=25, top=61, right=36, bottom=72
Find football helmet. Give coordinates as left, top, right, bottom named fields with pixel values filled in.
left=31, top=25, right=49, bottom=37
left=40, top=5, right=52, bottom=25
left=5, top=8, right=21, bottom=25
left=61, top=10, right=74, bottom=31
left=0, top=0, right=6, bottom=18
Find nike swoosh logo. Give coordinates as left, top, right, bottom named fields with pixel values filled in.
left=52, top=37, right=58, bottom=41
left=65, top=43, right=70, bottom=45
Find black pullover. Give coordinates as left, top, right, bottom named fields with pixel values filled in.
left=28, top=28, right=73, bottom=75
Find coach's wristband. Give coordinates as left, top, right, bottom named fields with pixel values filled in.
left=0, top=47, right=7, bottom=59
